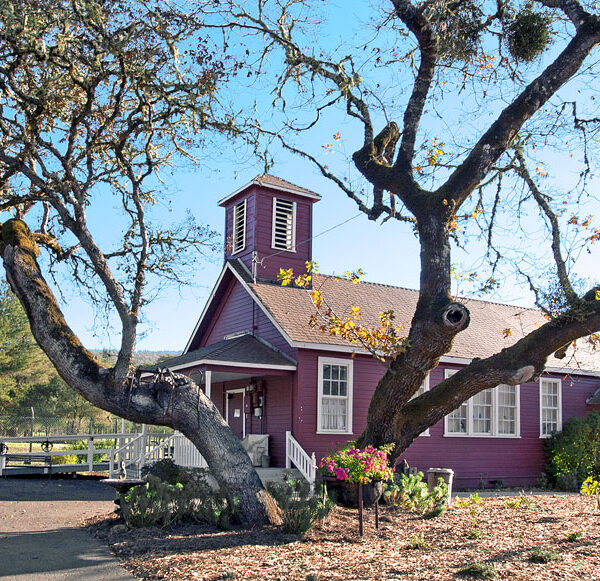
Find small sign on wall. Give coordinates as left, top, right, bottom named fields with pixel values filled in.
left=234, top=409, right=241, bottom=418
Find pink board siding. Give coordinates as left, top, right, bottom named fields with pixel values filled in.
left=201, top=278, right=254, bottom=346
left=197, top=276, right=296, bottom=357
left=292, top=349, right=380, bottom=459
left=291, top=351, right=600, bottom=488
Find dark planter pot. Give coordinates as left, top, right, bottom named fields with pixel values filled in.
left=322, top=477, right=384, bottom=507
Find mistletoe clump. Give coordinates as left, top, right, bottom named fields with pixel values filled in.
left=505, top=9, right=552, bottom=62
left=428, top=0, right=484, bottom=63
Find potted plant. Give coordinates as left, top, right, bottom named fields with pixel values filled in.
left=318, top=444, right=394, bottom=507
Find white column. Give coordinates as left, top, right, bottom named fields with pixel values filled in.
left=205, top=370, right=212, bottom=400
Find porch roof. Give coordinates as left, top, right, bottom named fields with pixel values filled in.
left=156, top=333, right=296, bottom=372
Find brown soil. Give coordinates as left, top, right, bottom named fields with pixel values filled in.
left=90, top=494, right=600, bottom=580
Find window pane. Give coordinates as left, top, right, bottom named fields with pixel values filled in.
left=320, top=362, right=350, bottom=432
left=541, top=380, right=560, bottom=436
left=321, top=397, right=347, bottom=431
left=410, top=379, right=428, bottom=400
left=497, top=384, right=516, bottom=435
left=447, top=403, right=468, bottom=433
left=472, top=389, right=492, bottom=434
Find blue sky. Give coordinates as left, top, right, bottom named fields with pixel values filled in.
left=3, top=0, right=599, bottom=353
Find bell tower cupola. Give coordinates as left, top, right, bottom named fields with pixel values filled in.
left=218, top=175, right=321, bottom=282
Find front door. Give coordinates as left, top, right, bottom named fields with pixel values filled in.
left=227, top=390, right=245, bottom=439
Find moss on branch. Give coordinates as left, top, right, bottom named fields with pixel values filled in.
left=1, top=220, right=40, bottom=258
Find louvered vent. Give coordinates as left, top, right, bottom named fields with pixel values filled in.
left=232, top=200, right=246, bottom=254
left=272, top=198, right=296, bottom=251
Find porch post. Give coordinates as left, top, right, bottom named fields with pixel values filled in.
left=205, top=370, right=212, bottom=400
left=285, top=431, right=291, bottom=469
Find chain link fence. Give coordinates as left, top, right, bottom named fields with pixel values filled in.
left=0, top=416, right=169, bottom=437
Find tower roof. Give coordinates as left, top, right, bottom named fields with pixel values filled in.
left=218, top=174, right=322, bottom=206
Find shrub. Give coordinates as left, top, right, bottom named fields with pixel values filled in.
left=504, top=492, right=533, bottom=510
left=383, top=472, right=448, bottom=515
left=455, top=494, right=482, bottom=508
left=120, top=474, right=237, bottom=529
left=267, top=476, right=332, bottom=534
left=581, top=475, right=600, bottom=510
left=141, top=458, right=185, bottom=485
left=529, top=546, right=561, bottom=563
left=457, top=562, right=497, bottom=579
left=120, top=476, right=183, bottom=528
left=545, top=412, right=600, bottom=489
left=468, top=518, right=482, bottom=539
left=408, top=533, right=428, bottom=549
left=563, top=530, right=585, bottom=542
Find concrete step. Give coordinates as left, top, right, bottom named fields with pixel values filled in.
left=256, top=467, right=302, bottom=486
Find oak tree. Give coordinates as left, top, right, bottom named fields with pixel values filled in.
left=222, top=0, right=600, bottom=460
left=0, top=0, right=279, bottom=526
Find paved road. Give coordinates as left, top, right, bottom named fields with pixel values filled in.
left=0, top=477, right=136, bottom=580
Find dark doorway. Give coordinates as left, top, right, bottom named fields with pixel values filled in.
left=227, top=390, right=245, bottom=439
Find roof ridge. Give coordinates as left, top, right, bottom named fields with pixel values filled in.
left=254, top=174, right=320, bottom=196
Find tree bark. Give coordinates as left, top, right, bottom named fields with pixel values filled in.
left=357, top=209, right=470, bottom=449
left=0, top=219, right=280, bottom=527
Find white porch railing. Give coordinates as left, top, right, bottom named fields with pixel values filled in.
left=285, top=431, right=316, bottom=488
left=172, top=433, right=209, bottom=469
left=109, top=432, right=178, bottom=477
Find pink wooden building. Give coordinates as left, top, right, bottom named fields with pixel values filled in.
left=164, top=175, right=600, bottom=488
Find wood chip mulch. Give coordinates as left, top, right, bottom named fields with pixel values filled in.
left=90, top=494, right=600, bottom=580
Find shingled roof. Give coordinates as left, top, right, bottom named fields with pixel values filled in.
left=218, top=174, right=321, bottom=206
left=249, top=273, right=600, bottom=373
left=156, top=334, right=296, bottom=371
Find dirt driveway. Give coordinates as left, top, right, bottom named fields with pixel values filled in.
left=0, top=477, right=136, bottom=580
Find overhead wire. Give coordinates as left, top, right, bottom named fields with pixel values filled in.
left=256, top=212, right=363, bottom=264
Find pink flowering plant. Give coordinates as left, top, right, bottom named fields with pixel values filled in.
left=319, top=443, right=395, bottom=484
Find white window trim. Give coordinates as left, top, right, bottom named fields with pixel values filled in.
left=443, top=369, right=521, bottom=438
left=410, top=375, right=430, bottom=436
left=316, top=356, right=353, bottom=435
left=539, top=377, right=562, bottom=438
left=225, top=388, right=246, bottom=438
left=271, top=197, right=297, bottom=252
left=232, top=199, right=246, bottom=255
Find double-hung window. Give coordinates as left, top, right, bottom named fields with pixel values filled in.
left=540, top=378, right=562, bottom=437
left=317, top=357, right=353, bottom=434
left=271, top=197, right=296, bottom=251
left=232, top=199, right=246, bottom=254
left=444, top=369, right=520, bottom=437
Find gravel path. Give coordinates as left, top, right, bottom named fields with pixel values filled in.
left=0, top=477, right=136, bottom=581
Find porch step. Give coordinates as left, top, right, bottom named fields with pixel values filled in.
left=256, top=467, right=302, bottom=486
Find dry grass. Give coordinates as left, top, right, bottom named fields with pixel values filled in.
left=91, top=494, right=600, bottom=580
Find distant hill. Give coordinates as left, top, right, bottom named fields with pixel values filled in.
left=91, top=349, right=179, bottom=367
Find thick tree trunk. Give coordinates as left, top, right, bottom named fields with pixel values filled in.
left=357, top=211, right=469, bottom=449
left=0, top=220, right=280, bottom=527
left=357, top=209, right=600, bottom=464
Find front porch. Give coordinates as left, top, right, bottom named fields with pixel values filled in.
left=155, top=333, right=298, bottom=469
